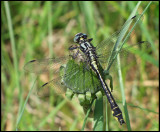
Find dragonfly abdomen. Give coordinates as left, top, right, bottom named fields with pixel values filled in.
left=111, top=105, right=125, bottom=125
left=95, top=69, right=125, bottom=125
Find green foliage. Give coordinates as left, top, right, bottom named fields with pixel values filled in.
left=1, top=1, right=159, bottom=131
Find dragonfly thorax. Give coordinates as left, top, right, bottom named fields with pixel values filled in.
left=79, top=42, right=93, bottom=53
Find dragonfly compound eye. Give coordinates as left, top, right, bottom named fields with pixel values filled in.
left=74, top=35, right=80, bottom=43
left=82, top=34, right=87, bottom=39
left=74, top=33, right=86, bottom=43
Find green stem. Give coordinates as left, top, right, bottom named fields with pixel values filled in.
left=81, top=99, right=94, bottom=131
left=117, top=54, right=131, bottom=130
left=4, top=1, right=22, bottom=129
left=16, top=77, right=38, bottom=130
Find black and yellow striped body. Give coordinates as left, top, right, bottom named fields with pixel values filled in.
left=76, top=35, right=125, bottom=125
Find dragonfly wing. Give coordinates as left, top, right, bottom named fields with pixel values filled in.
left=62, top=59, right=102, bottom=94
left=100, top=41, right=151, bottom=75
left=97, top=41, right=151, bottom=101
left=24, top=57, right=68, bottom=74
left=33, top=59, right=102, bottom=97
left=96, top=14, right=144, bottom=68
left=35, top=78, right=67, bottom=97
left=32, top=61, right=80, bottom=97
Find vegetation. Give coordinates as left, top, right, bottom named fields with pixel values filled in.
left=1, top=1, right=159, bottom=131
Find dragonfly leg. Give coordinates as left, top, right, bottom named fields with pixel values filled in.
left=68, top=45, right=80, bottom=59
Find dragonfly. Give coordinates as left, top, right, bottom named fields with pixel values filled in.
left=24, top=14, right=151, bottom=125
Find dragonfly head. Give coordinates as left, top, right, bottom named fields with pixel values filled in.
left=74, top=33, right=90, bottom=44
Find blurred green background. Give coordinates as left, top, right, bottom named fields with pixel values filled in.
left=1, top=1, right=159, bottom=131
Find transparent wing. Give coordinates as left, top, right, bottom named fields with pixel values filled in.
left=99, top=41, right=151, bottom=102
left=62, top=60, right=102, bottom=94
left=24, top=57, right=68, bottom=74
left=98, top=41, right=151, bottom=73
left=24, top=57, right=82, bottom=96
left=34, top=60, right=82, bottom=97
left=23, top=44, right=88, bottom=74
left=35, top=78, right=66, bottom=97
left=96, top=14, right=144, bottom=69
left=24, top=55, right=102, bottom=97
left=33, top=60, right=103, bottom=97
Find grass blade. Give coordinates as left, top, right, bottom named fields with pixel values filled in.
left=81, top=99, right=94, bottom=131
left=93, top=98, right=104, bottom=131
left=16, top=77, right=38, bottom=130
left=116, top=1, right=152, bottom=130
left=4, top=1, right=22, bottom=130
